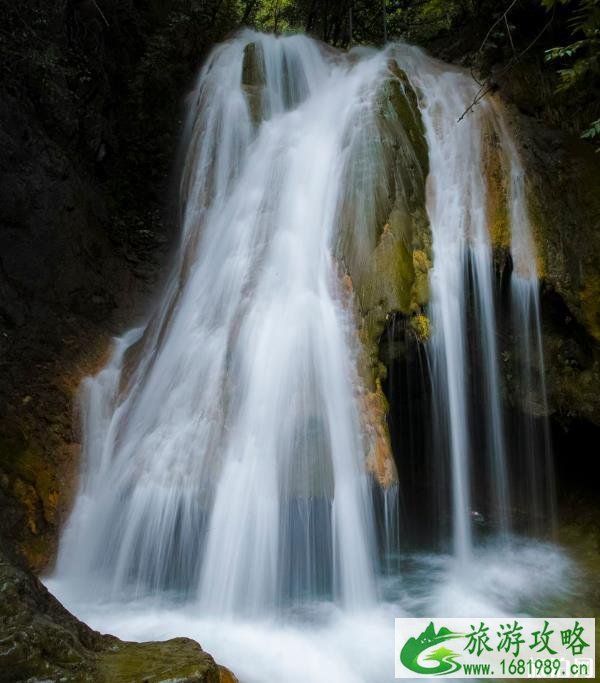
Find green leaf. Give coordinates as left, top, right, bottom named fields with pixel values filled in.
left=581, top=118, right=600, bottom=139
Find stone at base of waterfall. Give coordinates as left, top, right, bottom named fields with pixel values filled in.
left=0, top=544, right=236, bottom=682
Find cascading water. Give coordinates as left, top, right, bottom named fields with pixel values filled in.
left=498, top=116, right=557, bottom=535
left=386, top=45, right=556, bottom=555
left=47, top=31, right=568, bottom=683
left=56, top=32, right=383, bottom=611
left=392, top=47, right=509, bottom=559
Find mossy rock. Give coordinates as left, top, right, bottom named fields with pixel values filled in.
left=523, top=126, right=600, bottom=339
left=241, top=41, right=266, bottom=126
left=339, top=61, right=431, bottom=388
left=0, top=545, right=233, bottom=682
left=503, top=107, right=600, bottom=425
left=241, top=41, right=266, bottom=88
left=0, top=425, right=62, bottom=571
left=482, top=120, right=511, bottom=258
left=382, top=60, right=429, bottom=179
left=579, top=275, right=600, bottom=343
left=411, top=248, right=431, bottom=308
left=358, top=219, right=415, bottom=317
left=335, top=62, right=432, bottom=487
left=409, top=312, right=431, bottom=343
left=0, top=431, right=59, bottom=526
left=96, top=638, right=224, bottom=682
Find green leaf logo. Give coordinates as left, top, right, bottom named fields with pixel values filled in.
left=400, top=622, right=464, bottom=676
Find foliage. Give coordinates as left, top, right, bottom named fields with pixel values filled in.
left=580, top=115, right=600, bottom=139
left=238, top=0, right=488, bottom=47
left=543, top=0, right=600, bottom=146
left=385, top=0, right=472, bottom=42
left=246, top=0, right=295, bottom=33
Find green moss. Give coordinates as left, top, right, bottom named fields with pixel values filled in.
left=579, top=275, right=600, bottom=342
left=0, top=426, right=60, bottom=567
left=409, top=313, right=431, bottom=342
left=359, top=224, right=415, bottom=316
left=0, top=430, right=58, bottom=518
left=382, top=61, right=429, bottom=179
left=482, top=124, right=511, bottom=256
left=346, top=63, right=431, bottom=383
left=359, top=309, right=389, bottom=385
left=411, top=249, right=431, bottom=307
left=241, top=42, right=266, bottom=88
left=241, top=42, right=266, bottom=126
left=1, top=543, right=228, bottom=682
left=96, top=638, right=221, bottom=682
left=524, top=182, right=547, bottom=281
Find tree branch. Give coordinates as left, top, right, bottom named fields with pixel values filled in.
left=457, top=4, right=556, bottom=123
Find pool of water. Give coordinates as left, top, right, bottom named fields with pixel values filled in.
left=46, top=536, right=585, bottom=682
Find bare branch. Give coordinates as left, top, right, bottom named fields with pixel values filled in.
left=505, top=14, right=516, bottom=58
left=457, top=4, right=556, bottom=123
left=92, top=0, right=109, bottom=27
left=479, top=0, right=518, bottom=53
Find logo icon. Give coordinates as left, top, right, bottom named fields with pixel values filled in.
left=400, top=621, right=464, bottom=676
left=395, top=617, right=595, bottom=678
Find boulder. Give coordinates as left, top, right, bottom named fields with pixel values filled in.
left=0, top=544, right=235, bottom=683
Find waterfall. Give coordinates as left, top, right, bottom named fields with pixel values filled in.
left=56, top=31, right=397, bottom=612
left=497, top=114, right=557, bottom=535
left=401, top=51, right=480, bottom=559
left=387, top=45, right=556, bottom=555
left=49, top=32, right=565, bottom=682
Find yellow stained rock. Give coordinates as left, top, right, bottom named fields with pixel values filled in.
left=363, top=379, right=398, bottom=487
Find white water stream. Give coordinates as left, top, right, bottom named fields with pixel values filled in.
left=47, top=32, right=567, bottom=682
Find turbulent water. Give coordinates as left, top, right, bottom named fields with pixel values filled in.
left=48, top=31, right=567, bottom=682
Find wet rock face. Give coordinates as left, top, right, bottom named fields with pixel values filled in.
left=0, top=1, right=150, bottom=572
left=0, top=0, right=238, bottom=571
left=482, top=122, right=511, bottom=264
left=338, top=61, right=431, bottom=384
left=0, top=61, right=130, bottom=569
left=415, top=17, right=600, bottom=432
left=0, top=0, right=253, bottom=571
left=241, top=41, right=267, bottom=125
left=240, top=48, right=433, bottom=489
left=0, top=2, right=239, bottom=668
left=241, top=39, right=314, bottom=123
left=0, top=88, right=166, bottom=571
left=470, top=94, right=600, bottom=429
left=511, top=112, right=600, bottom=427
left=0, top=544, right=101, bottom=681
left=522, top=124, right=600, bottom=340
left=336, top=61, right=431, bottom=488
left=0, top=91, right=116, bottom=571
left=0, top=544, right=232, bottom=682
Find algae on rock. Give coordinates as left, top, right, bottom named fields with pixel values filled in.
left=482, top=120, right=511, bottom=263
left=338, top=59, right=431, bottom=370
left=0, top=544, right=235, bottom=682
left=362, top=377, right=398, bottom=487
left=336, top=60, right=432, bottom=486
left=241, top=41, right=267, bottom=126
left=490, top=104, right=600, bottom=427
